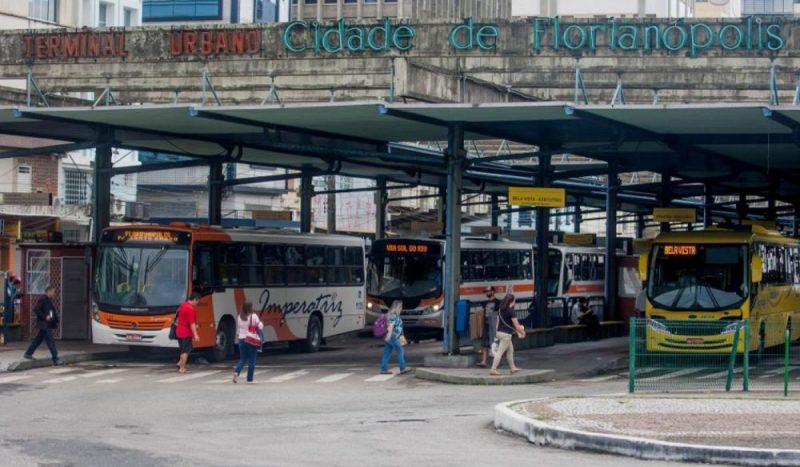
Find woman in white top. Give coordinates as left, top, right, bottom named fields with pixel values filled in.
left=234, top=301, right=263, bottom=384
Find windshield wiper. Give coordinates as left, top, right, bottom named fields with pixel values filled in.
left=146, top=246, right=169, bottom=273
left=700, top=282, right=720, bottom=308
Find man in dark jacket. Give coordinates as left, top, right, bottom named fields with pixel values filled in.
left=24, top=286, right=63, bottom=365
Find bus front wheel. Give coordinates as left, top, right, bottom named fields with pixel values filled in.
left=208, top=319, right=234, bottom=362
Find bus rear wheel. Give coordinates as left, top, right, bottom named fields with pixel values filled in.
left=290, top=315, right=322, bottom=353
left=208, top=319, right=234, bottom=362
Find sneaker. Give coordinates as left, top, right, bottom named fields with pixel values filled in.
left=399, top=368, right=413, bottom=375
left=23, top=354, right=34, bottom=360
left=53, top=359, right=65, bottom=366
left=379, top=369, right=391, bottom=375
left=232, top=373, right=238, bottom=384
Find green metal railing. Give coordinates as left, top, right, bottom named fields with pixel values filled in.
left=629, top=318, right=798, bottom=394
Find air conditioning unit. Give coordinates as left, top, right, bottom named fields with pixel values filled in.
left=125, top=202, right=150, bottom=221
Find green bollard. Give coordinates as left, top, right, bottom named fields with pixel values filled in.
left=629, top=318, right=636, bottom=394
left=743, top=320, right=749, bottom=392
left=725, top=321, right=741, bottom=392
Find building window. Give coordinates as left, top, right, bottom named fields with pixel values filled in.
left=254, top=0, right=278, bottom=22
left=143, top=0, right=222, bottom=22
left=99, top=2, right=108, bottom=27
left=27, top=250, right=50, bottom=295
left=64, top=169, right=89, bottom=205
left=123, top=7, right=135, bottom=26
left=29, top=0, right=58, bottom=22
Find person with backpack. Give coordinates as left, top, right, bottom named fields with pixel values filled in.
left=378, top=300, right=412, bottom=375
left=490, top=293, right=525, bottom=376
left=234, top=301, right=263, bottom=384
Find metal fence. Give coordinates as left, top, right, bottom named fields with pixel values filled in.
left=629, top=318, right=799, bottom=395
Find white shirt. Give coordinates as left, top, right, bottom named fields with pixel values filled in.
left=237, top=314, right=264, bottom=339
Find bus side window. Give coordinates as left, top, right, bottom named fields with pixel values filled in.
left=470, top=251, right=484, bottom=280
left=306, top=246, right=325, bottom=284
left=597, top=255, right=605, bottom=280
left=286, top=245, right=305, bottom=284
left=461, top=251, right=472, bottom=281
left=345, top=246, right=364, bottom=285
left=495, top=250, right=509, bottom=280
left=326, top=246, right=346, bottom=285
left=241, top=244, right=262, bottom=286
left=508, top=250, right=520, bottom=280
left=521, top=250, right=532, bottom=279
left=220, top=244, right=241, bottom=285
left=193, top=243, right=217, bottom=289
left=264, top=244, right=285, bottom=285
left=482, top=250, right=495, bottom=280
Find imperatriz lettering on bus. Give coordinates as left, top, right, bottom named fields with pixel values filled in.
left=258, top=289, right=344, bottom=327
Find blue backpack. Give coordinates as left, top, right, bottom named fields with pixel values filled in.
left=373, top=314, right=388, bottom=338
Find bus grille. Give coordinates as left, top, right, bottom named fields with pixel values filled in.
left=107, top=319, right=168, bottom=331
left=663, top=321, right=728, bottom=336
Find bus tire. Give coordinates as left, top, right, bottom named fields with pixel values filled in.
left=297, top=314, right=323, bottom=353
left=208, top=318, right=234, bottom=362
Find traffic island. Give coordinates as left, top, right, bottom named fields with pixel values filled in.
left=494, top=396, right=800, bottom=466
left=416, top=367, right=554, bottom=385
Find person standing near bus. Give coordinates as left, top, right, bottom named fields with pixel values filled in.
left=233, top=301, right=263, bottom=384
left=176, top=292, right=201, bottom=373
left=379, top=300, right=413, bottom=375
left=23, top=286, right=63, bottom=365
left=490, top=294, right=525, bottom=376
left=477, top=286, right=500, bottom=368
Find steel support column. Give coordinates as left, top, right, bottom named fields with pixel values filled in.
left=375, top=178, right=387, bottom=239
left=704, top=190, right=713, bottom=228
left=300, top=171, right=314, bottom=233
left=535, top=155, right=552, bottom=328
left=605, top=162, right=620, bottom=322
left=92, top=135, right=113, bottom=243
left=660, top=177, right=671, bottom=233
left=573, top=203, right=582, bottom=233
left=444, top=126, right=465, bottom=355
left=490, top=194, right=499, bottom=240
left=767, top=198, right=776, bottom=221
left=794, top=204, right=800, bottom=237
left=326, top=175, right=336, bottom=234
left=208, top=161, right=224, bottom=225
left=636, top=213, right=645, bottom=238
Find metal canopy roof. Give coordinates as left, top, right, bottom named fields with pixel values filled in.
left=1, top=101, right=799, bottom=213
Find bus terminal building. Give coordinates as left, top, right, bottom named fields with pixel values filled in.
left=2, top=15, right=800, bottom=347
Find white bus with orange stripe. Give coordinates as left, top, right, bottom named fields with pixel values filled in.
left=365, top=238, right=534, bottom=335
left=92, top=224, right=366, bottom=360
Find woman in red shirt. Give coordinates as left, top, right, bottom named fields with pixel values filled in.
left=176, top=292, right=201, bottom=373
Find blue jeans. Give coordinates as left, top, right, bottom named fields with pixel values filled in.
left=380, top=337, right=406, bottom=372
left=25, top=328, right=59, bottom=363
left=235, top=340, right=258, bottom=382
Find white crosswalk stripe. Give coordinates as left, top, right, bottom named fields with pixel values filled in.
left=365, top=373, right=395, bottom=382
left=0, top=375, right=31, bottom=384
left=266, top=370, right=308, bottom=383
left=316, top=373, right=353, bottom=383
left=95, top=379, right=123, bottom=384
left=206, top=371, right=266, bottom=384
left=698, top=368, right=742, bottom=380
left=78, top=369, right=128, bottom=379
left=43, top=376, right=77, bottom=384
left=47, top=368, right=75, bottom=375
left=578, top=375, right=619, bottom=383
left=646, top=368, right=704, bottom=381
left=156, top=370, right=221, bottom=383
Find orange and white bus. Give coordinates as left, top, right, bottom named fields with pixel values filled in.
left=92, top=224, right=366, bottom=360
left=538, top=244, right=610, bottom=322
left=365, top=238, right=534, bottom=334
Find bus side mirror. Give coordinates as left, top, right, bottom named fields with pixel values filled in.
left=638, top=252, right=649, bottom=282
left=751, top=255, right=763, bottom=284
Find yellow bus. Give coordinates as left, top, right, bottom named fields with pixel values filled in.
left=640, top=226, right=800, bottom=355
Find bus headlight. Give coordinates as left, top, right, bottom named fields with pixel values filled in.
left=92, top=302, right=100, bottom=322
left=647, top=319, right=671, bottom=335
left=366, top=302, right=373, bottom=310
left=432, top=304, right=440, bottom=312
left=720, top=322, right=741, bottom=335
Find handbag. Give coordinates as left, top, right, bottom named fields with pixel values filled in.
left=244, top=315, right=262, bottom=347
left=490, top=338, right=499, bottom=357
left=168, top=311, right=179, bottom=340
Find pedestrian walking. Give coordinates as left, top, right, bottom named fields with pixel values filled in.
left=379, top=300, right=412, bottom=375
left=175, top=291, right=201, bottom=373
left=23, top=286, right=63, bottom=366
left=476, top=286, right=500, bottom=368
left=490, top=293, right=525, bottom=376
left=2, top=272, right=21, bottom=346
left=233, top=301, right=263, bottom=384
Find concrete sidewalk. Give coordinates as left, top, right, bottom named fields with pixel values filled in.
left=0, top=340, right=128, bottom=372
left=495, top=395, right=800, bottom=466
left=417, top=336, right=628, bottom=385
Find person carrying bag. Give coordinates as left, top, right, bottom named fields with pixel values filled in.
left=234, top=302, right=263, bottom=384
left=489, top=293, right=525, bottom=376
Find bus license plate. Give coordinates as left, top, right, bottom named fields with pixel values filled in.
left=126, top=334, right=143, bottom=342
left=686, top=338, right=704, bottom=344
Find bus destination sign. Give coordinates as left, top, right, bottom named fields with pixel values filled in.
left=385, top=243, right=429, bottom=254
left=105, top=230, right=190, bottom=245
left=663, top=245, right=697, bottom=256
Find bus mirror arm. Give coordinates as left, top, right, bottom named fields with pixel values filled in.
left=751, top=255, right=763, bottom=284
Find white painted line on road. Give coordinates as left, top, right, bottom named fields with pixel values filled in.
left=578, top=375, right=619, bottom=383
left=156, top=370, right=221, bottom=383
left=0, top=375, right=31, bottom=384
left=645, top=368, right=704, bottom=381
left=95, top=379, right=123, bottom=384
left=266, top=370, right=308, bottom=383
left=78, top=368, right=128, bottom=378
left=761, top=366, right=800, bottom=376
left=207, top=371, right=266, bottom=384
left=43, top=376, right=77, bottom=384
left=316, top=373, right=353, bottom=383
left=698, top=368, right=742, bottom=380
left=365, top=373, right=395, bottom=382
left=47, top=368, right=75, bottom=374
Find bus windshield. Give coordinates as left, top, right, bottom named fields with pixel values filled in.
left=367, top=254, right=442, bottom=299
left=95, top=245, right=189, bottom=309
left=648, top=244, right=748, bottom=311
left=547, top=248, right=562, bottom=296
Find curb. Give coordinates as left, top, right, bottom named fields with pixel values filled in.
left=4, top=351, right=129, bottom=372
left=494, top=400, right=800, bottom=467
left=415, top=368, right=554, bottom=385
left=594, top=355, right=628, bottom=375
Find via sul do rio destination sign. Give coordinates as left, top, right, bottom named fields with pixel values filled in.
left=508, top=187, right=566, bottom=208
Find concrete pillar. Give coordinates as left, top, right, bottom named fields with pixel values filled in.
left=336, top=0, right=343, bottom=19
left=297, top=0, right=303, bottom=20
left=316, top=0, right=322, bottom=21
left=490, top=194, right=499, bottom=240
left=605, top=162, right=619, bottom=322
left=377, top=0, right=383, bottom=18
left=92, top=136, right=112, bottom=243
left=208, top=161, right=224, bottom=226
left=300, top=171, right=314, bottom=233
left=375, top=177, right=387, bottom=239
left=535, top=154, right=551, bottom=328
left=444, top=126, right=465, bottom=355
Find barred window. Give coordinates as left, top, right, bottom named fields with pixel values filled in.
left=64, top=169, right=89, bottom=205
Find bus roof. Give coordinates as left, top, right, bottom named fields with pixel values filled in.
left=373, top=237, right=532, bottom=250
left=103, top=224, right=365, bottom=246
left=651, top=226, right=795, bottom=245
